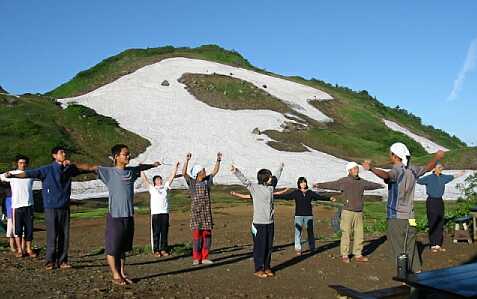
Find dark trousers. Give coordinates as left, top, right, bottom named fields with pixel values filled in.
left=426, top=197, right=445, bottom=247
left=152, top=213, right=169, bottom=252
left=44, top=207, right=70, bottom=264
left=14, top=205, right=34, bottom=241
left=387, top=219, right=421, bottom=273
left=252, top=223, right=274, bottom=272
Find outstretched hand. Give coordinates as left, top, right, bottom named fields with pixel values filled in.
left=362, top=160, right=372, bottom=171
left=153, top=161, right=162, bottom=167
left=435, top=150, right=445, bottom=161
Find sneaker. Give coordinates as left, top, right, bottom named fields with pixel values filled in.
left=202, top=259, right=214, bottom=265
left=355, top=255, right=369, bottom=262
left=192, top=260, right=200, bottom=266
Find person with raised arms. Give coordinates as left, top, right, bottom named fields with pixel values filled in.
left=141, top=161, right=181, bottom=257
left=362, top=143, right=445, bottom=273
left=1, top=154, right=37, bottom=258
left=417, top=163, right=465, bottom=253
left=73, top=144, right=160, bottom=286
left=6, top=146, right=81, bottom=270
left=182, top=152, right=222, bottom=266
left=231, top=162, right=283, bottom=278
left=314, top=162, right=383, bottom=263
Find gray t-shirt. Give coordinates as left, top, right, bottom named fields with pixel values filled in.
left=387, top=163, right=427, bottom=219
left=233, top=167, right=283, bottom=224
left=98, top=166, right=141, bottom=218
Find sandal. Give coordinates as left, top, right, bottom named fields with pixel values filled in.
left=15, top=251, right=23, bottom=258
left=111, top=278, right=127, bottom=286
left=26, top=251, right=38, bottom=258
left=264, top=269, right=275, bottom=277
left=123, top=277, right=134, bottom=284
left=254, top=271, right=268, bottom=278
left=59, top=262, right=72, bottom=269
left=45, top=262, right=55, bottom=271
left=160, top=251, right=170, bottom=257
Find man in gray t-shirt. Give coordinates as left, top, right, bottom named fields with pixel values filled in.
left=363, top=142, right=444, bottom=273
left=75, top=144, right=160, bottom=286
left=97, top=166, right=141, bottom=218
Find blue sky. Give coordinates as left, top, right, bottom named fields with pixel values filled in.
left=1, top=1, right=476, bottom=144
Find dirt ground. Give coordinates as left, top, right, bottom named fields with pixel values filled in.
left=1, top=203, right=476, bottom=298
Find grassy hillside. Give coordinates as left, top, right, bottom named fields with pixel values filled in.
left=39, top=45, right=476, bottom=169
left=0, top=93, right=150, bottom=171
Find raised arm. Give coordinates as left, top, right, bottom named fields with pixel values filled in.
left=362, top=179, right=385, bottom=190
left=231, top=165, right=252, bottom=188
left=362, top=160, right=390, bottom=181
left=274, top=189, right=295, bottom=200
left=210, top=152, right=222, bottom=177
left=271, top=162, right=285, bottom=188
left=74, top=163, right=99, bottom=173
left=424, top=150, right=445, bottom=172
left=140, top=171, right=151, bottom=187
left=416, top=175, right=430, bottom=185
left=314, top=179, right=343, bottom=191
left=166, top=161, right=180, bottom=186
left=310, top=191, right=332, bottom=201
left=273, top=187, right=290, bottom=196
left=138, top=161, right=161, bottom=172
left=5, top=171, right=29, bottom=179
left=182, top=153, right=191, bottom=179
left=230, top=191, right=252, bottom=200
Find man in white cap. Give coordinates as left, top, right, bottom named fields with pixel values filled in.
left=362, top=142, right=444, bottom=273
left=314, top=161, right=384, bottom=263
left=182, top=152, right=222, bottom=266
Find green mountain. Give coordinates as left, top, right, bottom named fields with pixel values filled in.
left=2, top=45, right=474, bottom=170
left=0, top=93, right=149, bottom=171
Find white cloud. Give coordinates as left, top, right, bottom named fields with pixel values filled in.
left=447, top=38, right=477, bottom=101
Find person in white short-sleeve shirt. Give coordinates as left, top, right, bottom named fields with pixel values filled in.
left=141, top=161, right=180, bottom=257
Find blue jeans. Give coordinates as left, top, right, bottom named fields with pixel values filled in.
left=294, top=216, right=315, bottom=252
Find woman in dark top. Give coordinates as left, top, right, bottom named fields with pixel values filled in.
left=276, top=177, right=334, bottom=255
left=417, top=163, right=464, bottom=252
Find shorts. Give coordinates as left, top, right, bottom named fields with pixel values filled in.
left=14, top=206, right=34, bottom=241
left=105, top=213, right=134, bottom=257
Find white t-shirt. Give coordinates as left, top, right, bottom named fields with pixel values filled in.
left=0, top=170, right=34, bottom=208
left=148, top=182, right=170, bottom=214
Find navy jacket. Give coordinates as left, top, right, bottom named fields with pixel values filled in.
left=25, top=162, right=80, bottom=209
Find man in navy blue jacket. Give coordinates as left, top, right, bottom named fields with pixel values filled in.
left=7, top=146, right=80, bottom=270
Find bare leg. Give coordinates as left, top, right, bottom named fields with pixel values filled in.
left=9, top=237, right=17, bottom=253
left=107, top=255, right=125, bottom=285
left=120, top=255, right=133, bottom=284
left=14, top=237, right=23, bottom=256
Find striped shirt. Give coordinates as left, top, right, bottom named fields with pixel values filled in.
left=386, top=163, right=426, bottom=219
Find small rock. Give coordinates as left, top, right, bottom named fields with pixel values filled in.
left=262, top=84, right=267, bottom=88
left=161, top=80, right=170, bottom=86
